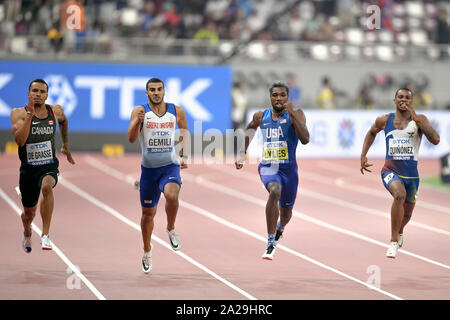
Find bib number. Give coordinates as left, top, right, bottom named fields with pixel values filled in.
left=26, top=141, right=54, bottom=165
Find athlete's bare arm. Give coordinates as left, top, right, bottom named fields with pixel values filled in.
left=10, top=96, right=36, bottom=147
left=52, top=104, right=75, bottom=164
left=128, top=105, right=145, bottom=143
left=235, top=111, right=263, bottom=169
left=407, top=107, right=440, bottom=145
left=360, top=114, right=389, bottom=174
left=285, top=101, right=309, bottom=145
left=11, top=108, right=32, bottom=147
left=175, top=105, right=189, bottom=169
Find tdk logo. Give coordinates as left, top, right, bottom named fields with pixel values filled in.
left=0, top=74, right=213, bottom=122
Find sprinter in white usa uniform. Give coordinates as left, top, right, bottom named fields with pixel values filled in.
left=128, top=78, right=189, bottom=273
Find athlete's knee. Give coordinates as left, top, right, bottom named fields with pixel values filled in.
left=268, top=184, right=281, bottom=201
left=392, top=190, right=406, bottom=202
left=41, top=184, right=53, bottom=197
left=23, top=208, right=36, bottom=219
left=142, top=207, right=157, bottom=219
left=164, top=190, right=179, bottom=204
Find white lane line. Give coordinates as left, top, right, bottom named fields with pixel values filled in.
left=85, top=156, right=403, bottom=300
left=211, top=165, right=450, bottom=236
left=316, top=160, right=450, bottom=214
left=58, top=174, right=256, bottom=301
left=0, top=188, right=106, bottom=300
left=201, top=165, right=450, bottom=270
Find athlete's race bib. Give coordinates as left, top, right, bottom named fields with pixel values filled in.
left=388, top=138, right=415, bottom=160
left=146, top=135, right=173, bottom=153
left=26, top=141, right=54, bottom=165
left=263, top=141, right=288, bottom=161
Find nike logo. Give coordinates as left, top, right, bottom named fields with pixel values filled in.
left=32, top=121, right=40, bottom=125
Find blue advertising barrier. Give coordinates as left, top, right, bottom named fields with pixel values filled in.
left=0, top=61, right=232, bottom=132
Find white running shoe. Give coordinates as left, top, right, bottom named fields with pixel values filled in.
left=262, top=244, right=276, bottom=260
left=386, top=242, right=399, bottom=258
left=167, top=229, right=181, bottom=251
left=41, top=235, right=53, bottom=250
left=22, top=234, right=32, bottom=253
left=398, top=234, right=404, bottom=248
left=142, top=245, right=153, bottom=274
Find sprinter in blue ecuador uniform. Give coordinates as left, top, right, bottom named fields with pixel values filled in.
left=235, top=81, right=310, bottom=260
left=128, top=78, right=189, bottom=273
left=360, top=88, right=440, bottom=259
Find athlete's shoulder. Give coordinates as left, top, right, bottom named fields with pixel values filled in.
left=174, top=104, right=185, bottom=113
left=50, top=104, right=63, bottom=113
left=11, top=106, right=26, bottom=116
left=375, top=113, right=390, bottom=125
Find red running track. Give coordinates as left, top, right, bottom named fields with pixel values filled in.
left=1, top=153, right=449, bottom=300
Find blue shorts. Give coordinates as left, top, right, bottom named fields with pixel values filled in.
left=381, top=171, right=419, bottom=204
left=258, top=163, right=298, bottom=208
left=140, top=163, right=182, bottom=208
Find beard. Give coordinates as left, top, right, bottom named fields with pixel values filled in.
left=272, top=105, right=285, bottom=113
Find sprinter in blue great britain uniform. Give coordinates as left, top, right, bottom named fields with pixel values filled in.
left=235, top=81, right=310, bottom=260
left=360, top=88, right=440, bottom=259
left=10, top=79, right=75, bottom=253
left=128, top=78, right=189, bottom=273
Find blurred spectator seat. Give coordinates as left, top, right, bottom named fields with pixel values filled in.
left=121, top=8, right=139, bottom=26
left=396, top=32, right=410, bottom=45
left=10, top=36, right=27, bottom=54
left=311, top=44, right=329, bottom=60
left=406, top=2, right=424, bottom=18
left=346, top=28, right=364, bottom=45
left=410, top=29, right=428, bottom=46
left=378, top=29, right=394, bottom=43
left=393, top=3, right=406, bottom=17
left=376, top=45, right=394, bottom=61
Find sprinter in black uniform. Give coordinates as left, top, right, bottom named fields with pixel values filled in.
left=10, top=79, right=75, bottom=253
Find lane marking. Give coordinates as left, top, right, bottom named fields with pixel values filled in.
left=0, top=188, right=106, bottom=300
left=316, top=160, right=450, bottom=213
left=85, top=155, right=403, bottom=300
left=203, top=165, right=450, bottom=270
left=58, top=174, right=256, bottom=301
left=211, top=165, right=450, bottom=236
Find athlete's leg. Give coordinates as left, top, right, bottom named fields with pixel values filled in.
left=21, top=206, right=37, bottom=237
left=163, top=182, right=181, bottom=231
left=141, top=206, right=158, bottom=253
left=266, top=182, right=281, bottom=234
left=279, top=207, right=293, bottom=229
left=40, top=175, right=56, bottom=236
left=388, top=180, right=406, bottom=242
left=399, top=202, right=414, bottom=233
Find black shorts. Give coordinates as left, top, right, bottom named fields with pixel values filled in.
left=19, top=163, right=59, bottom=208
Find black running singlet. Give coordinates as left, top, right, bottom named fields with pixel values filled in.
left=18, top=105, right=59, bottom=167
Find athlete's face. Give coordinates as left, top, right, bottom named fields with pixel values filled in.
left=147, top=82, right=165, bottom=105
left=270, top=87, right=288, bottom=113
left=394, top=89, right=412, bottom=112
left=28, top=82, right=48, bottom=106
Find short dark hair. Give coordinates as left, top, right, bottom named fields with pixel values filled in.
left=146, top=78, right=164, bottom=90
left=28, top=79, right=48, bottom=92
left=269, top=81, right=289, bottom=96
left=395, top=87, right=413, bottom=98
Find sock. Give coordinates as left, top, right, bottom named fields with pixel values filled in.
left=268, top=233, right=276, bottom=246
left=276, top=221, right=285, bottom=232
